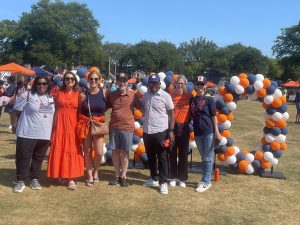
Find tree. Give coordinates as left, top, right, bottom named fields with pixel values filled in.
left=0, top=0, right=105, bottom=68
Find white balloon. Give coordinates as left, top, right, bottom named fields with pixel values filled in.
left=71, top=69, right=78, bottom=75
left=272, top=112, right=283, bottom=121
left=226, top=101, right=237, bottom=111
left=230, top=76, right=240, bottom=85
left=264, top=95, right=274, bottom=104
left=273, top=89, right=282, bottom=98
left=245, top=164, right=254, bottom=174
left=223, top=120, right=231, bottom=129
left=256, top=74, right=265, bottom=81
left=265, top=134, right=275, bottom=143
left=270, top=158, right=279, bottom=165
left=131, top=144, right=138, bottom=152
left=160, top=80, right=166, bottom=90
left=189, top=140, right=197, bottom=149
left=100, top=155, right=106, bottom=164
left=102, top=143, right=107, bottom=155
left=134, top=121, right=140, bottom=130
left=253, top=80, right=263, bottom=90
left=157, top=72, right=166, bottom=80
left=275, top=134, right=286, bottom=143
left=233, top=146, right=240, bottom=155
left=282, top=112, right=289, bottom=120
left=264, top=152, right=274, bottom=161
left=220, top=137, right=227, bottom=146
left=136, top=82, right=143, bottom=90
left=139, top=138, right=144, bottom=145
left=226, top=155, right=237, bottom=164
left=75, top=75, right=80, bottom=82
left=139, top=86, right=147, bottom=95
left=246, top=153, right=255, bottom=163
left=235, top=85, right=244, bottom=94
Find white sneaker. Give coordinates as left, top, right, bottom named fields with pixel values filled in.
left=169, top=179, right=177, bottom=187
left=143, top=179, right=159, bottom=187
left=195, top=183, right=211, bottom=192
left=160, top=183, right=168, bottom=195
left=178, top=180, right=186, bottom=188
left=8, top=125, right=12, bottom=129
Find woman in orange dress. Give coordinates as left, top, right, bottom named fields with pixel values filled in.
left=47, top=71, right=84, bottom=190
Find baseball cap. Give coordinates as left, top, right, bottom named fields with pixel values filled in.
left=194, top=75, right=207, bottom=85
left=116, top=73, right=128, bottom=81
left=148, top=74, right=160, bottom=83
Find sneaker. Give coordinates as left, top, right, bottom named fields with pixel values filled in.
left=108, top=177, right=120, bottom=185
left=143, top=179, right=159, bottom=187
left=178, top=180, right=186, bottom=188
left=13, top=181, right=25, bottom=193
left=119, top=177, right=129, bottom=187
left=160, top=183, right=168, bottom=195
left=195, top=183, right=211, bottom=193
left=67, top=180, right=76, bottom=190
left=8, top=124, right=12, bottom=129
left=30, top=179, right=41, bottom=190
left=169, top=179, right=177, bottom=187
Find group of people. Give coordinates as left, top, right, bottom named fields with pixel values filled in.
left=7, top=70, right=222, bottom=195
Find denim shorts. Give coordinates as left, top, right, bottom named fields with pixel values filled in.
left=109, top=127, right=133, bottom=151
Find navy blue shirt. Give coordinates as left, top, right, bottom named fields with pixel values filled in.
left=81, top=90, right=106, bottom=117
left=191, top=95, right=216, bottom=136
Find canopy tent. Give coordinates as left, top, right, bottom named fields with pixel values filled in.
left=0, top=63, right=35, bottom=76
left=31, top=67, right=52, bottom=76
left=207, top=81, right=217, bottom=88
left=281, top=80, right=300, bottom=88
left=128, top=77, right=137, bottom=84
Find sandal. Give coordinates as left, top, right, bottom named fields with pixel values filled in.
left=93, top=177, right=99, bottom=183
left=67, top=180, right=76, bottom=190
left=85, top=180, right=94, bottom=186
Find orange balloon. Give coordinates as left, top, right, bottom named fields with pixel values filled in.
left=240, top=78, right=249, bottom=88
left=271, top=98, right=282, bottom=108
left=136, top=90, right=143, bottom=98
left=238, top=160, right=249, bottom=170
left=263, top=79, right=271, bottom=89
left=172, top=74, right=178, bottom=81
left=257, top=89, right=267, bottom=98
left=280, top=95, right=286, bottom=103
left=191, top=89, right=197, bottom=97
left=135, top=127, right=143, bottom=137
left=221, top=130, right=231, bottom=138
left=280, top=143, right=287, bottom=151
left=260, top=159, right=271, bottom=169
left=189, top=132, right=194, bottom=140
left=271, top=141, right=281, bottom=151
left=218, top=86, right=226, bottom=95
left=224, top=93, right=233, bottom=102
left=84, top=72, right=89, bottom=80
left=265, top=119, right=276, bottom=128
left=217, top=114, right=227, bottom=123
left=224, top=146, right=234, bottom=157
left=242, top=149, right=249, bottom=155
left=275, top=120, right=286, bottom=129
left=136, top=144, right=146, bottom=155
left=217, top=153, right=226, bottom=161
left=239, top=73, right=248, bottom=79
left=134, top=109, right=143, bottom=120
left=227, top=113, right=233, bottom=121
left=168, top=84, right=174, bottom=94
left=90, top=66, right=100, bottom=73
left=254, top=151, right=264, bottom=160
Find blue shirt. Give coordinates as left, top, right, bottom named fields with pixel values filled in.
left=191, top=95, right=216, bottom=136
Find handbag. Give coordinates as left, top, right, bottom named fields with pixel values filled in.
left=87, top=94, right=109, bottom=136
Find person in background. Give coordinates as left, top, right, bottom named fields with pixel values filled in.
left=11, top=75, right=55, bottom=193
left=4, top=76, right=17, bottom=129
left=142, top=74, right=175, bottom=195
left=169, top=75, right=192, bottom=188
left=47, top=71, right=84, bottom=190
left=77, top=71, right=107, bottom=186
left=106, top=73, right=141, bottom=187
left=295, top=90, right=300, bottom=124
left=191, top=75, right=222, bottom=193
left=0, top=80, right=6, bottom=118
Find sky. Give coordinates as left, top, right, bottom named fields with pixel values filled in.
left=0, top=0, right=299, bottom=57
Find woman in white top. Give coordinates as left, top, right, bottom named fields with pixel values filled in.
left=11, top=75, right=55, bottom=193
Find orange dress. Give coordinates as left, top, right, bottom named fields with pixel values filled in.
left=47, top=90, right=84, bottom=178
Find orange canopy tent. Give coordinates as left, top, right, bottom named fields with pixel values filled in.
left=207, top=81, right=217, bottom=88
left=281, top=81, right=300, bottom=88
left=128, top=77, right=137, bottom=84
left=0, top=63, right=35, bottom=76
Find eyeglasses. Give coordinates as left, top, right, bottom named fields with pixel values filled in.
left=89, top=77, right=99, bottom=81
left=37, top=82, right=48, bottom=86
left=65, top=77, right=76, bottom=82
left=177, top=83, right=185, bottom=86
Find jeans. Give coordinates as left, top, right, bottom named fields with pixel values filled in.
left=194, top=133, right=214, bottom=185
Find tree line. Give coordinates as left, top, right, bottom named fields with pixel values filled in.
left=0, top=0, right=299, bottom=81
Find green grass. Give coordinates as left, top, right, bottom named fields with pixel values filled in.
left=0, top=101, right=300, bottom=225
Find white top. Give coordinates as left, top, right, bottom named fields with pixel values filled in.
left=142, top=89, right=174, bottom=134
left=14, top=91, right=55, bottom=140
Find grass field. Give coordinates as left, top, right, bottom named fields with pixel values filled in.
left=0, top=101, right=299, bottom=225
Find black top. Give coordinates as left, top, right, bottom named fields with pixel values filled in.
left=81, top=90, right=106, bottom=117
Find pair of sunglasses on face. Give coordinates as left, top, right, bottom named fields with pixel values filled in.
left=64, top=77, right=76, bottom=82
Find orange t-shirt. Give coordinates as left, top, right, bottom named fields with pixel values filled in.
left=171, top=92, right=192, bottom=124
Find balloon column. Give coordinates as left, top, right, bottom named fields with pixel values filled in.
left=215, top=73, right=288, bottom=174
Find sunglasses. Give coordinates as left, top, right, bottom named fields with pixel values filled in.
left=65, top=77, right=76, bottom=81
left=89, top=77, right=99, bottom=81
left=37, top=82, right=48, bottom=86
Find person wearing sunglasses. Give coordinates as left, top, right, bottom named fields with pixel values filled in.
left=47, top=71, right=84, bottom=190
left=191, top=75, right=222, bottom=193
left=77, top=71, right=107, bottom=186
left=11, top=75, right=55, bottom=193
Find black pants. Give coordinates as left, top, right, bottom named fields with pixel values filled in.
left=169, top=123, right=190, bottom=181
left=143, top=130, right=169, bottom=184
left=16, top=137, right=50, bottom=181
